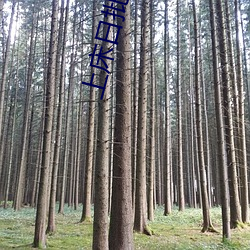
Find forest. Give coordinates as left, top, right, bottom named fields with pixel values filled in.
left=0, top=0, right=250, bottom=249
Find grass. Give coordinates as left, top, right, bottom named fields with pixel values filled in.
left=0, top=205, right=250, bottom=249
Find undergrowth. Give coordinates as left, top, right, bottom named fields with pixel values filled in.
left=0, top=205, right=249, bottom=249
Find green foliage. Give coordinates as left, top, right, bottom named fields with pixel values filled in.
left=0, top=206, right=250, bottom=249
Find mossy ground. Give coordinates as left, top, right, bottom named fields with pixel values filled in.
left=0, top=205, right=250, bottom=249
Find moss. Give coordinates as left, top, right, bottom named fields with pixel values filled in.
left=81, top=216, right=92, bottom=223
left=237, top=221, right=246, bottom=229
left=144, top=225, right=153, bottom=236
left=38, top=241, right=46, bottom=249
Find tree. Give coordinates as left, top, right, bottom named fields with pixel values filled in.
left=132, top=0, right=139, bottom=212
left=80, top=0, right=96, bottom=223
left=176, top=0, right=185, bottom=211
left=58, top=20, right=76, bottom=214
left=92, top=0, right=112, bottom=248
left=46, top=0, right=69, bottom=233
left=211, top=0, right=231, bottom=239
left=33, top=0, right=59, bottom=247
left=134, top=0, right=151, bottom=235
left=0, top=0, right=16, bottom=182
left=223, top=0, right=242, bottom=228
left=234, top=0, right=249, bottom=224
left=192, top=0, right=215, bottom=233
left=14, top=10, right=37, bottom=210
left=109, top=2, right=134, bottom=249
left=148, top=0, right=156, bottom=221
left=164, top=0, right=172, bottom=216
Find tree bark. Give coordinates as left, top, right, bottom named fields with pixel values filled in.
left=192, top=0, right=215, bottom=233
left=81, top=0, right=97, bottom=222
left=0, top=0, right=16, bottom=181
left=109, top=2, right=134, bottom=249
left=211, top=0, right=231, bottom=240
left=15, top=11, right=37, bottom=210
left=164, top=0, right=172, bottom=216
left=132, top=0, right=138, bottom=214
left=92, top=0, right=112, bottom=248
left=46, top=0, right=68, bottom=233
left=134, top=0, right=151, bottom=235
left=33, top=0, right=58, bottom=247
left=148, top=0, right=155, bottom=222
left=234, top=0, right=249, bottom=224
left=176, top=0, right=185, bottom=212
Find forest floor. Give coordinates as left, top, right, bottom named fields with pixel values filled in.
left=0, top=205, right=250, bottom=249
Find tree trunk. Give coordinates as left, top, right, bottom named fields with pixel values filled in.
left=134, top=0, right=151, bottom=235
left=192, top=0, right=215, bottom=233
left=15, top=11, right=37, bottom=210
left=164, top=0, right=172, bottom=216
left=210, top=0, right=231, bottom=240
left=176, top=0, right=185, bottom=212
left=147, top=0, right=155, bottom=222
left=81, top=0, right=97, bottom=222
left=132, top=0, right=138, bottom=214
left=223, top=0, right=242, bottom=228
left=46, top=0, right=68, bottom=233
left=92, top=0, right=112, bottom=248
left=33, top=0, right=58, bottom=247
left=58, top=49, right=75, bottom=214
left=234, top=0, right=249, bottom=224
left=109, top=2, right=134, bottom=249
left=0, top=0, right=16, bottom=181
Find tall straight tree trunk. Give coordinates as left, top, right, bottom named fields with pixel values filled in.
left=33, top=0, right=58, bottom=247
left=176, top=0, right=185, bottom=211
left=147, top=0, right=155, bottom=222
left=156, top=104, right=163, bottom=205
left=4, top=89, right=17, bottom=207
left=0, top=0, right=16, bottom=180
left=223, top=0, right=242, bottom=228
left=192, top=0, right=215, bottom=233
left=80, top=0, right=97, bottom=222
left=58, top=49, right=75, bottom=214
left=201, top=66, right=212, bottom=208
left=234, top=0, right=249, bottom=224
left=239, top=3, right=250, bottom=122
left=4, top=45, right=19, bottom=208
left=75, top=9, right=86, bottom=209
left=188, top=24, right=197, bottom=208
left=132, top=0, right=138, bottom=213
left=46, top=0, right=68, bottom=233
left=92, top=0, right=112, bottom=248
left=32, top=16, right=49, bottom=208
left=224, top=0, right=238, bottom=120
left=109, top=2, right=134, bottom=249
left=199, top=24, right=212, bottom=208
left=164, top=0, right=172, bottom=216
left=15, top=11, right=37, bottom=210
left=134, top=0, right=151, bottom=235
left=211, top=0, right=231, bottom=240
